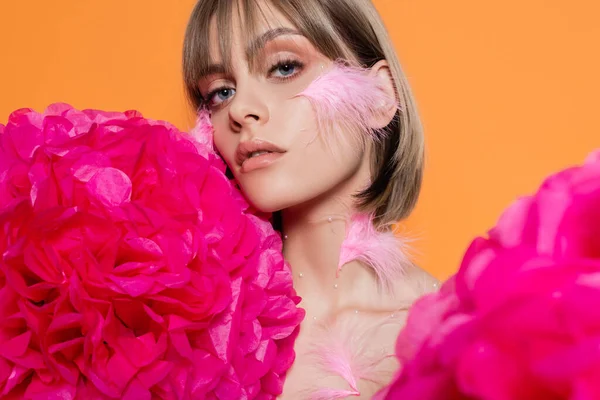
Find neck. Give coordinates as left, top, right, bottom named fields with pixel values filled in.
left=280, top=154, right=378, bottom=316
left=281, top=194, right=351, bottom=287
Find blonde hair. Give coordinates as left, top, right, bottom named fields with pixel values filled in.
left=183, top=0, right=424, bottom=227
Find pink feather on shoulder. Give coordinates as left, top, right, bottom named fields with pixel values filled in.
left=338, top=213, right=410, bottom=291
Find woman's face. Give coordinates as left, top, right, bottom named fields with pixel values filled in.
left=198, top=5, right=367, bottom=213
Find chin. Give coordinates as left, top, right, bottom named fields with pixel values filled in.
left=234, top=169, right=286, bottom=213
left=238, top=179, right=305, bottom=214
left=243, top=194, right=285, bottom=213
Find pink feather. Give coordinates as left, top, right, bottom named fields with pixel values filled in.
left=338, top=213, right=410, bottom=291
left=189, top=108, right=215, bottom=157
left=312, top=337, right=361, bottom=393
left=307, top=312, right=403, bottom=399
left=310, top=388, right=361, bottom=400
left=295, top=61, right=398, bottom=152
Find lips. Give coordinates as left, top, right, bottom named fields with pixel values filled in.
left=235, top=139, right=286, bottom=168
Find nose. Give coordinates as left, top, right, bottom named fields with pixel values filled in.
left=228, top=84, right=270, bottom=132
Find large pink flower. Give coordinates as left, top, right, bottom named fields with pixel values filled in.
left=0, top=104, right=304, bottom=399
left=380, top=151, right=600, bottom=400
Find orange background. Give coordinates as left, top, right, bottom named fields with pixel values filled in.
left=1, top=0, right=598, bottom=279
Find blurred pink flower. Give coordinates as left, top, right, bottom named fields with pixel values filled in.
left=380, top=151, right=600, bottom=400
left=0, top=104, right=304, bottom=399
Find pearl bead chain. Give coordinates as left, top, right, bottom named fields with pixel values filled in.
left=283, top=215, right=345, bottom=289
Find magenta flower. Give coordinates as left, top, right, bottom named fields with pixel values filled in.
left=0, top=104, right=304, bottom=399
left=380, top=151, right=600, bottom=400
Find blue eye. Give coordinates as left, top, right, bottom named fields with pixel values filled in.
left=274, top=63, right=296, bottom=77
left=208, top=88, right=235, bottom=106
left=270, top=60, right=303, bottom=79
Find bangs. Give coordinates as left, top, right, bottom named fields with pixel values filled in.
left=183, top=0, right=348, bottom=109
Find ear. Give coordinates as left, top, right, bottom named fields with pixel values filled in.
left=368, top=60, right=398, bottom=130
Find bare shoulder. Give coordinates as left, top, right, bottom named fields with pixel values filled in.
left=390, top=262, right=440, bottom=311
left=406, top=263, right=440, bottom=295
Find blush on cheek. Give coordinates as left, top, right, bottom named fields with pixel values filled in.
left=294, top=62, right=398, bottom=151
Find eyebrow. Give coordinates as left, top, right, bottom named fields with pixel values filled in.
left=246, top=27, right=302, bottom=56
left=201, top=27, right=303, bottom=78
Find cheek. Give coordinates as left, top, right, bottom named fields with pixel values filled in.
left=296, top=135, right=365, bottom=189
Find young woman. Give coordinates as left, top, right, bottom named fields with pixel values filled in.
left=183, top=0, right=438, bottom=398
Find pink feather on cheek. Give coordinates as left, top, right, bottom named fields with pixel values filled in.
left=294, top=62, right=399, bottom=151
